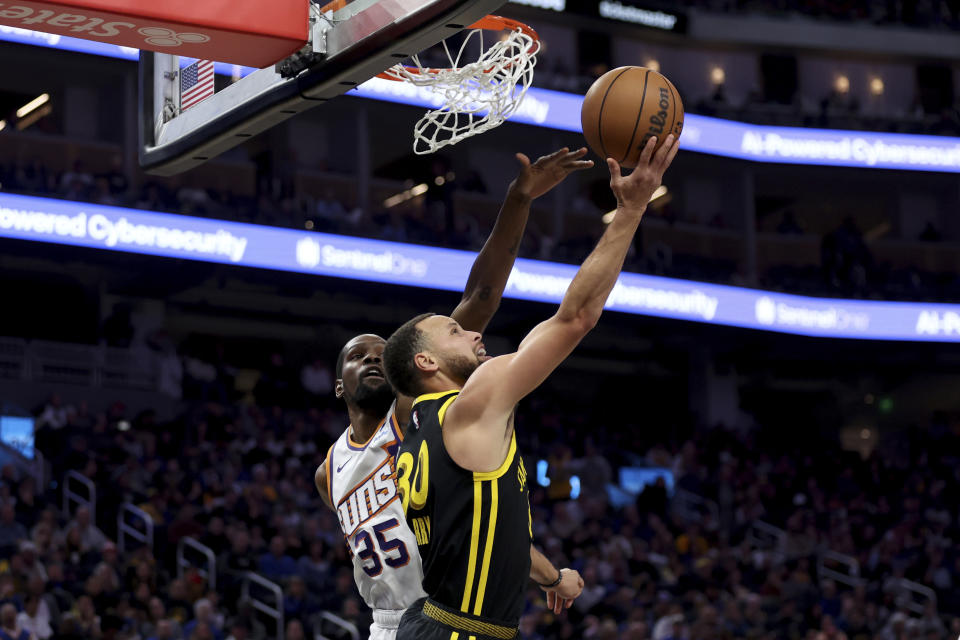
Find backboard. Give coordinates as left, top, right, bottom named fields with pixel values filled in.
left=139, top=0, right=508, bottom=176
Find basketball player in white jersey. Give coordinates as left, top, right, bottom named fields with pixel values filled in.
left=315, top=148, right=592, bottom=639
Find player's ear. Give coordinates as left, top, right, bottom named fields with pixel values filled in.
left=414, top=351, right=438, bottom=374
left=334, top=380, right=344, bottom=398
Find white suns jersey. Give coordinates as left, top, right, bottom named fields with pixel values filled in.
left=326, top=403, right=426, bottom=611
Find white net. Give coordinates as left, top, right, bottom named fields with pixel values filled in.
left=381, top=23, right=539, bottom=154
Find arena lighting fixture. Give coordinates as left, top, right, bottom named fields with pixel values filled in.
left=834, top=75, right=850, bottom=94
left=710, top=66, right=725, bottom=86
left=869, top=76, right=884, bottom=96
left=16, top=93, right=49, bottom=118
left=16, top=104, right=52, bottom=131
left=536, top=460, right=551, bottom=487
left=0, top=120, right=6, bottom=132
left=383, top=183, right=429, bottom=208
left=645, top=59, right=660, bottom=73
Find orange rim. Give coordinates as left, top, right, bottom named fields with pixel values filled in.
left=317, top=0, right=348, bottom=13
left=376, top=15, right=540, bottom=81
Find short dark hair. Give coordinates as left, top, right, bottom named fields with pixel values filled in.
left=383, top=313, right=435, bottom=398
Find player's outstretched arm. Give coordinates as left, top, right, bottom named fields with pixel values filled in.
left=395, top=150, right=593, bottom=428
left=451, top=136, right=679, bottom=429
left=449, top=147, right=593, bottom=334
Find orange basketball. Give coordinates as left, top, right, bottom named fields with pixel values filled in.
left=580, top=66, right=684, bottom=169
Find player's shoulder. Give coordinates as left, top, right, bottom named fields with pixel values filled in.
left=448, top=355, right=515, bottom=417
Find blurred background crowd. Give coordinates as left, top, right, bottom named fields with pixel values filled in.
left=0, top=378, right=957, bottom=639
left=1, top=0, right=959, bottom=638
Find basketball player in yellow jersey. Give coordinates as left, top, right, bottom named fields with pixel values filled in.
left=384, top=134, right=680, bottom=640
left=314, top=148, right=592, bottom=640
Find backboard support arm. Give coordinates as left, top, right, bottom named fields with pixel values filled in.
left=139, top=0, right=507, bottom=176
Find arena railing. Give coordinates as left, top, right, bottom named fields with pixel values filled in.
left=62, top=469, right=96, bottom=525
left=177, top=537, right=218, bottom=591
left=312, top=611, right=360, bottom=640
left=0, top=338, right=27, bottom=380
left=0, top=336, right=158, bottom=391
left=746, top=520, right=788, bottom=563
left=241, top=571, right=284, bottom=640
left=672, top=488, right=720, bottom=526
left=33, top=340, right=99, bottom=386
left=817, top=549, right=863, bottom=589
left=888, top=578, right=937, bottom=615
left=117, top=503, right=155, bottom=554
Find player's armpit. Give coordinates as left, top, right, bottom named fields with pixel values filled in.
left=455, top=315, right=591, bottom=420
left=394, top=394, right=414, bottom=434
left=314, top=460, right=333, bottom=510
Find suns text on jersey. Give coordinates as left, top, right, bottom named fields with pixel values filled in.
left=336, top=458, right=398, bottom=537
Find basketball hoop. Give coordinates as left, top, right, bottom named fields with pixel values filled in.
left=376, top=15, right=540, bottom=155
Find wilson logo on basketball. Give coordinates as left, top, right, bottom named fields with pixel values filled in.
left=0, top=4, right=213, bottom=46
left=648, top=87, right=671, bottom=136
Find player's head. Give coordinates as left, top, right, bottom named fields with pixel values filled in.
left=335, top=334, right=394, bottom=413
left=383, top=313, right=488, bottom=398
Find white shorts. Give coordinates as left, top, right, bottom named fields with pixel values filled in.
left=369, top=609, right=406, bottom=640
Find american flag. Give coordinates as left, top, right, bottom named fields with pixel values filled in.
left=180, top=59, right=215, bottom=111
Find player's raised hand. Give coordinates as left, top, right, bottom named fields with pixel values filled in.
left=607, top=134, right=679, bottom=214
left=511, top=147, right=594, bottom=201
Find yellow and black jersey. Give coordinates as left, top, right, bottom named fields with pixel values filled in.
left=396, top=390, right=532, bottom=627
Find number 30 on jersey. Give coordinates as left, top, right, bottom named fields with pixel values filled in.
left=396, top=440, right=429, bottom=513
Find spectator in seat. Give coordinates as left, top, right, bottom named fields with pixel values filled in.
left=224, top=621, right=251, bottom=640
left=61, top=506, right=108, bottom=553
left=283, top=576, right=318, bottom=623
left=188, top=621, right=216, bottom=640
left=0, top=603, right=29, bottom=640
left=72, top=595, right=102, bottom=639
left=17, top=542, right=46, bottom=581
left=146, top=618, right=176, bottom=640
left=285, top=620, right=306, bottom=640
left=300, top=358, right=333, bottom=401
left=258, top=536, right=297, bottom=583
left=14, top=479, right=44, bottom=530
left=16, top=595, right=51, bottom=640
left=297, top=539, right=331, bottom=592
left=182, top=599, right=223, bottom=640
left=230, top=601, right=266, bottom=640
left=37, top=394, right=70, bottom=431
left=141, top=597, right=182, bottom=640
left=0, top=506, right=27, bottom=556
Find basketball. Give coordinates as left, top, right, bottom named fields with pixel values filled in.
left=580, top=66, right=684, bottom=169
